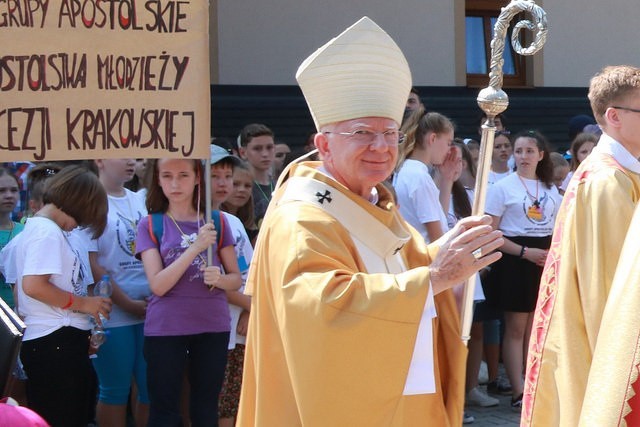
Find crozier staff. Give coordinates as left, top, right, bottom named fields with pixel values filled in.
left=237, top=17, right=503, bottom=427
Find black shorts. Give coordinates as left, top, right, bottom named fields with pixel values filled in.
left=483, top=235, right=551, bottom=313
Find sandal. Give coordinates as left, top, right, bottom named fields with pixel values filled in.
left=511, top=393, right=523, bottom=412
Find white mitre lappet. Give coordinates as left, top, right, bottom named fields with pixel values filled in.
left=295, top=17, right=412, bottom=130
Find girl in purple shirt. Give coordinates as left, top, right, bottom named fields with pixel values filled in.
left=136, top=158, right=241, bottom=427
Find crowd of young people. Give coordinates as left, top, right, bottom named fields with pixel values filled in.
left=0, top=123, right=280, bottom=426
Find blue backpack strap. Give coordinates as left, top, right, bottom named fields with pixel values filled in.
left=212, top=210, right=224, bottom=252
left=149, top=212, right=164, bottom=247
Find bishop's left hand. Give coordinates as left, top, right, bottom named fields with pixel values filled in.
left=429, top=215, right=503, bottom=294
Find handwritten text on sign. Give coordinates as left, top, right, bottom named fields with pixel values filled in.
left=0, top=0, right=210, bottom=161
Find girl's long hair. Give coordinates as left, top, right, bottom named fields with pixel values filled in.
left=144, top=159, right=206, bottom=214
left=221, top=162, right=257, bottom=233
left=569, top=132, right=599, bottom=171
left=513, top=130, right=555, bottom=188
left=451, top=142, right=473, bottom=219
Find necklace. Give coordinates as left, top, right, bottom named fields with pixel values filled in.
left=518, top=174, right=544, bottom=221
left=254, top=180, right=273, bottom=202
left=167, top=212, right=206, bottom=265
left=517, top=174, right=540, bottom=207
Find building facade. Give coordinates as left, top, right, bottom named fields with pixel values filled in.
left=208, top=1, right=640, bottom=150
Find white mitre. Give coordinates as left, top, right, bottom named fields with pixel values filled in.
left=296, top=17, right=412, bottom=130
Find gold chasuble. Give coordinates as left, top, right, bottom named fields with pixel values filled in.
left=523, top=147, right=640, bottom=426
left=581, top=201, right=640, bottom=425
left=237, top=162, right=466, bottom=427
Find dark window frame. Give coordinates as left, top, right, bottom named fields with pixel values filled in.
left=465, top=0, right=528, bottom=88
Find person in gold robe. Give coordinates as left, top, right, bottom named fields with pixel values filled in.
left=579, top=196, right=640, bottom=425
left=523, top=65, right=640, bottom=426
left=236, top=17, right=504, bottom=427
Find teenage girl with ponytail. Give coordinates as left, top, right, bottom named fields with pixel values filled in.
left=393, top=108, right=457, bottom=243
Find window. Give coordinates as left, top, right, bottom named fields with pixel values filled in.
left=466, top=0, right=528, bottom=87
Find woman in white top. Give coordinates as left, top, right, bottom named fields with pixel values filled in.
left=560, top=132, right=599, bottom=192
left=393, top=108, right=457, bottom=243
left=484, top=130, right=562, bottom=410
left=487, top=131, right=513, bottom=185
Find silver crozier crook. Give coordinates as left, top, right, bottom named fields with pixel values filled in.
left=461, top=0, right=548, bottom=344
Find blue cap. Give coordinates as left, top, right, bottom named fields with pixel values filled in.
left=210, top=145, right=241, bottom=166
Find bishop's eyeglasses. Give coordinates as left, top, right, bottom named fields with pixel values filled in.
left=322, top=129, right=405, bottom=146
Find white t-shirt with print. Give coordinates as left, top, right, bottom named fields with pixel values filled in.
left=485, top=173, right=561, bottom=237
left=2, top=221, right=93, bottom=287
left=393, top=159, right=449, bottom=244
left=16, top=218, right=93, bottom=341
left=224, top=213, right=253, bottom=348
left=88, top=189, right=150, bottom=328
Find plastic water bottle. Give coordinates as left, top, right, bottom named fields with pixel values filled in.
left=94, top=275, right=113, bottom=326
left=95, top=274, right=113, bottom=298
left=89, top=275, right=112, bottom=349
left=90, top=326, right=107, bottom=348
